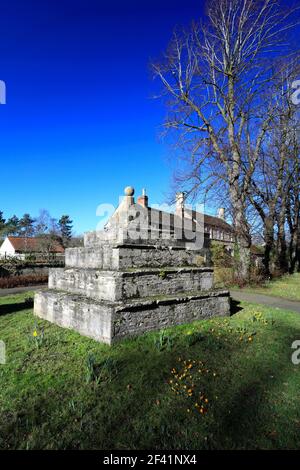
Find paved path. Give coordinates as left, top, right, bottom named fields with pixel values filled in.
left=230, top=289, right=300, bottom=314
left=0, top=285, right=47, bottom=297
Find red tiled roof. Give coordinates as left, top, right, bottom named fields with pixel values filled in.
left=7, top=237, right=64, bottom=253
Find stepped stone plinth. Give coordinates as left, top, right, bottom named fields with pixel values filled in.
left=34, top=188, right=230, bottom=344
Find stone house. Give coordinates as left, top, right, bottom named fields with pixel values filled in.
left=134, top=190, right=235, bottom=249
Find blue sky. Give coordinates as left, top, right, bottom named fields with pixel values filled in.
left=0, top=0, right=205, bottom=234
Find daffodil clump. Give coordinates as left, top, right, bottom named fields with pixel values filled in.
left=251, top=311, right=273, bottom=325
left=30, top=327, right=45, bottom=348
left=168, top=358, right=217, bottom=416
left=214, top=310, right=274, bottom=343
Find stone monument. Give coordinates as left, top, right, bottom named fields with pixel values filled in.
left=34, top=187, right=230, bottom=344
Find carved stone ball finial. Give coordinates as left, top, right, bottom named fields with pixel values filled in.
left=124, top=186, right=135, bottom=196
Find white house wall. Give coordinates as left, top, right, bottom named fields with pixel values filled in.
left=0, top=238, right=16, bottom=258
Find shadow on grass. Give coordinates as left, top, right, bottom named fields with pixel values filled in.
left=230, top=298, right=243, bottom=315
left=87, top=323, right=300, bottom=450
left=0, top=300, right=33, bottom=316
left=212, top=327, right=300, bottom=450
left=1, top=315, right=300, bottom=449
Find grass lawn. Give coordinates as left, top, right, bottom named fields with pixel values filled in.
left=240, top=273, right=300, bottom=302
left=1, top=292, right=300, bottom=449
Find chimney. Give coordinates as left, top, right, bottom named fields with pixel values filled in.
left=137, top=188, right=148, bottom=208
left=217, top=207, right=225, bottom=220
left=175, top=192, right=185, bottom=217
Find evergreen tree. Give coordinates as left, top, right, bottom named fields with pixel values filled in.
left=19, top=213, right=35, bottom=237
left=5, top=215, right=20, bottom=236
left=0, top=211, right=5, bottom=228
left=0, top=211, right=6, bottom=238
left=0, top=211, right=5, bottom=226
left=59, top=215, right=73, bottom=247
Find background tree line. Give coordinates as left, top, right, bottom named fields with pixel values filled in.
left=0, top=209, right=75, bottom=249
left=153, top=0, right=300, bottom=280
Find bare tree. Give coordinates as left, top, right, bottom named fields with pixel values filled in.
left=247, top=59, right=300, bottom=275
left=286, top=137, right=300, bottom=273
left=34, top=209, right=62, bottom=260
left=153, top=0, right=299, bottom=279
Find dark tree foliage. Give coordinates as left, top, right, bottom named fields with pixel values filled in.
left=19, top=213, right=35, bottom=237
left=59, top=215, right=73, bottom=247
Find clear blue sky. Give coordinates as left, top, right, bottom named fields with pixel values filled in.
left=0, top=0, right=205, bottom=234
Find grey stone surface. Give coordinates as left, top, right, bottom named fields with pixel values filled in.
left=84, top=229, right=188, bottom=248
left=116, top=245, right=209, bottom=269
left=35, top=289, right=230, bottom=345
left=65, top=245, right=118, bottom=270
left=66, top=244, right=209, bottom=270
left=35, top=290, right=113, bottom=344
left=48, top=266, right=214, bottom=301
left=34, top=190, right=230, bottom=344
left=113, top=290, right=230, bottom=342
left=83, top=225, right=211, bottom=251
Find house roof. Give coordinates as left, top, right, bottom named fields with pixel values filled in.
left=204, top=214, right=233, bottom=231
left=143, top=206, right=234, bottom=233
left=180, top=208, right=233, bottom=232
left=7, top=237, right=64, bottom=253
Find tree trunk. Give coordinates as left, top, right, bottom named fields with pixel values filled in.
left=287, top=189, right=300, bottom=273
left=289, top=232, right=297, bottom=273
left=231, top=186, right=251, bottom=280
left=263, top=216, right=275, bottom=276
left=289, top=227, right=300, bottom=273
left=277, top=208, right=288, bottom=273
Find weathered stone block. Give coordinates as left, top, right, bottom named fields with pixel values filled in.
left=48, top=267, right=214, bottom=302
left=35, top=290, right=113, bottom=344
left=113, top=291, right=230, bottom=341
left=65, top=245, right=117, bottom=270
left=33, top=190, right=230, bottom=345
left=65, top=244, right=209, bottom=270
left=84, top=229, right=189, bottom=248
left=34, top=289, right=230, bottom=345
